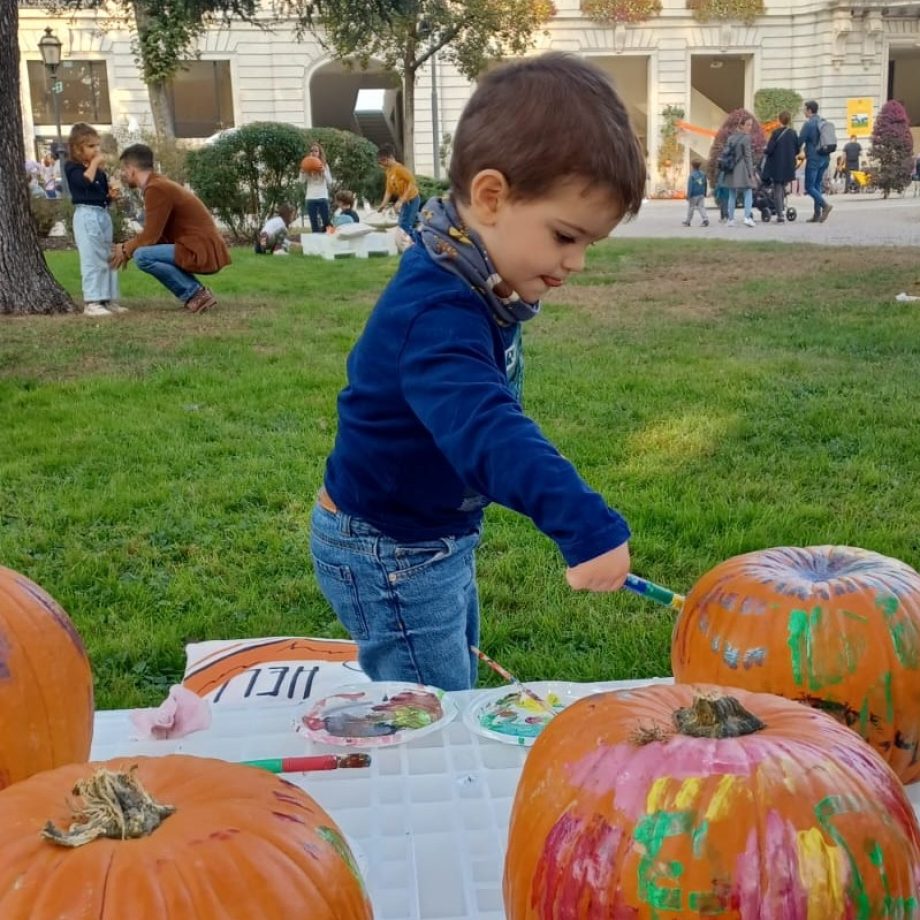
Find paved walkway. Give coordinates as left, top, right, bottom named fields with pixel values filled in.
left=617, top=191, right=920, bottom=247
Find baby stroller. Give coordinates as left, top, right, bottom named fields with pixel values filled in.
left=752, top=173, right=797, bottom=223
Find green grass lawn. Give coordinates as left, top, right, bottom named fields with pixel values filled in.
left=2, top=241, right=919, bottom=708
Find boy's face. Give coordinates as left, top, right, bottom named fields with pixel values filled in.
left=466, top=175, right=623, bottom=304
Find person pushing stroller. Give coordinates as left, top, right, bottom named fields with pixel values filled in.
left=760, top=111, right=798, bottom=224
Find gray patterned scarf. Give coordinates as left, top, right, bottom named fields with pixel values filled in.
left=418, top=197, right=540, bottom=327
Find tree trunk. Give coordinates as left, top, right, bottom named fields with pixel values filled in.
left=402, top=49, right=416, bottom=171
left=147, top=80, right=176, bottom=142
left=0, top=0, right=73, bottom=315
left=132, top=1, right=176, bottom=141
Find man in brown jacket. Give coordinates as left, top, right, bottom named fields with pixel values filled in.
left=109, top=144, right=230, bottom=313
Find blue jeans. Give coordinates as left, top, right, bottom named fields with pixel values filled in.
left=805, top=159, right=829, bottom=215
left=310, top=501, right=482, bottom=690
left=306, top=198, right=331, bottom=233
left=729, top=187, right=753, bottom=221
left=73, top=205, right=118, bottom=303
left=398, top=196, right=421, bottom=234
left=133, top=244, right=201, bottom=303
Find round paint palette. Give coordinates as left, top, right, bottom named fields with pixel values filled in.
left=463, top=682, right=604, bottom=747
left=299, top=682, right=458, bottom=747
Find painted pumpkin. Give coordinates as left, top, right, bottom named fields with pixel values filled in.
left=0, top=755, right=373, bottom=918
left=504, top=683, right=920, bottom=919
left=0, top=566, right=93, bottom=789
left=671, top=545, right=920, bottom=783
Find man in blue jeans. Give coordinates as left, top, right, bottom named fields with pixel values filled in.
left=109, top=144, right=230, bottom=312
left=799, top=100, right=833, bottom=223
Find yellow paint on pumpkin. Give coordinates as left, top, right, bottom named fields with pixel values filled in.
left=796, top=827, right=846, bottom=917
left=644, top=776, right=703, bottom=814
left=674, top=777, right=703, bottom=809
left=646, top=776, right=673, bottom=813
left=704, top=774, right=738, bottom=821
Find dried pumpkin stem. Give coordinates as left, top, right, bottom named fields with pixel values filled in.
left=42, top=767, right=175, bottom=848
left=674, top=695, right=766, bottom=738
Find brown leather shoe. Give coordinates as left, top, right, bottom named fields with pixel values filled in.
left=184, top=288, right=217, bottom=313
left=819, top=203, right=833, bottom=223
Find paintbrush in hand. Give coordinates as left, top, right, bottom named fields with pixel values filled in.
left=470, top=645, right=556, bottom=715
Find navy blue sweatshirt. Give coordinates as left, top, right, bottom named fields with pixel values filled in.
left=65, top=160, right=109, bottom=207
left=323, top=244, right=630, bottom=567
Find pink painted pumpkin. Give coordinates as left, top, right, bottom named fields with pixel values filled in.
left=504, top=683, right=920, bottom=919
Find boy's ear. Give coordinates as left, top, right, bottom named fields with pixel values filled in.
left=468, top=170, right=511, bottom=226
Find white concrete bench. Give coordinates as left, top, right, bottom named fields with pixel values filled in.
left=300, top=228, right=397, bottom=260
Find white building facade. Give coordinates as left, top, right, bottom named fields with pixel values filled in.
left=18, top=0, right=920, bottom=185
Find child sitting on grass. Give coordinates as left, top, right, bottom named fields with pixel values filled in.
left=310, top=53, right=646, bottom=691
left=256, top=204, right=295, bottom=255
left=332, top=190, right=360, bottom=227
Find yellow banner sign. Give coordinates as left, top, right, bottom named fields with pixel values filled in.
left=846, top=98, right=874, bottom=138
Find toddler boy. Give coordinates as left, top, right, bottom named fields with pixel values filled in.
left=311, top=53, right=646, bottom=690
left=683, top=158, right=709, bottom=227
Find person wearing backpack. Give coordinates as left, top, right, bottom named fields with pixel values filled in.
left=682, top=158, right=710, bottom=227
left=761, top=111, right=798, bottom=223
left=722, top=116, right=756, bottom=227
left=799, top=100, right=834, bottom=223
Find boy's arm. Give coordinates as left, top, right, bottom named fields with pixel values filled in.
left=399, top=307, right=631, bottom=573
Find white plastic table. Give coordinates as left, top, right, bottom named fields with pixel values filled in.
left=90, top=679, right=920, bottom=920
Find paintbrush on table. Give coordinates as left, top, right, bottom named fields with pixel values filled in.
left=470, top=645, right=556, bottom=715
left=241, top=753, right=371, bottom=774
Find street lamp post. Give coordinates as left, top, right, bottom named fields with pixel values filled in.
left=38, top=27, right=68, bottom=198
left=430, top=48, right=440, bottom=180
left=418, top=18, right=441, bottom=180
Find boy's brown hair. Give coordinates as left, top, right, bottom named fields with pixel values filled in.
left=68, top=122, right=100, bottom=162
left=449, top=53, right=646, bottom=217
left=335, top=189, right=355, bottom=207
left=690, top=158, right=702, bottom=169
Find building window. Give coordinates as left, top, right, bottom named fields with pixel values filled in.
left=167, top=61, right=234, bottom=138
left=27, top=60, right=112, bottom=125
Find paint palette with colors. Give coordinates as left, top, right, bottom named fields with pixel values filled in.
left=463, top=681, right=605, bottom=746
left=299, top=682, right=458, bottom=747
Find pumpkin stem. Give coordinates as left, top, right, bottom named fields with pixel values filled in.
left=674, top=695, right=766, bottom=738
left=42, top=766, right=175, bottom=848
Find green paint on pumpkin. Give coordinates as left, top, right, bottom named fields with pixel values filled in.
left=877, top=595, right=920, bottom=669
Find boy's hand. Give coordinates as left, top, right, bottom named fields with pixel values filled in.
left=565, top=543, right=630, bottom=592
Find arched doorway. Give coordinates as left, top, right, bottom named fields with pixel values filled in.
left=309, top=60, right=404, bottom=158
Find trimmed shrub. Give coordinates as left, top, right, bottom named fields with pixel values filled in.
left=754, top=88, right=802, bottom=124
left=706, top=107, right=766, bottom=187
left=187, top=122, right=307, bottom=241
left=29, top=197, right=58, bottom=237
left=870, top=99, right=915, bottom=198
left=416, top=175, right=449, bottom=202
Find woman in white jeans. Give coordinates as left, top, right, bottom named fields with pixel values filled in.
left=64, top=123, right=123, bottom=316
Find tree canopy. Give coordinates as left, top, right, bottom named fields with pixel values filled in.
left=306, top=0, right=555, bottom=165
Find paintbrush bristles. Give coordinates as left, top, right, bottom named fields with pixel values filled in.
left=470, top=646, right=555, bottom=714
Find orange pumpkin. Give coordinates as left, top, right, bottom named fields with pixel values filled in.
left=0, top=566, right=93, bottom=789
left=0, top=755, right=373, bottom=918
left=504, top=683, right=920, bottom=919
left=301, top=154, right=324, bottom=174
left=671, top=545, right=920, bottom=783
